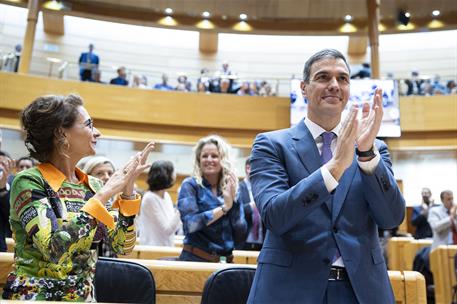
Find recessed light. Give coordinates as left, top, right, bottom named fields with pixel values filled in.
left=239, top=13, right=248, bottom=20
left=432, top=10, right=440, bottom=17
left=164, top=8, right=173, bottom=15
left=202, top=11, right=211, bottom=18
left=344, top=15, right=352, bottom=22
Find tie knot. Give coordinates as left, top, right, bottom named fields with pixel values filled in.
left=321, top=132, right=335, bottom=146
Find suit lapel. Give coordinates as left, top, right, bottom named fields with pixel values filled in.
left=332, top=155, right=358, bottom=222
left=291, top=121, right=321, bottom=174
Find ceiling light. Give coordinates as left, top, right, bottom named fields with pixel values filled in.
left=196, top=19, right=215, bottom=29
left=158, top=16, right=178, bottom=26
left=339, top=23, right=357, bottom=33
left=233, top=21, right=252, bottom=31
left=43, top=0, right=63, bottom=10
left=428, top=19, right=444, bottom=28
left=239, top=13, right=248, bottom=21
left=344, top=15, right=352, bottom=22
left=432, top=10, right=440, bottom=17
left=164, top=8, right=173, bottom=15
left=202, top=11, right=211, bottom=18
left=397, top=10, right=411, bottom=26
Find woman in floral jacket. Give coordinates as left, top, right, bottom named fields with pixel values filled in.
left=2, top=94, right=154, bottom=301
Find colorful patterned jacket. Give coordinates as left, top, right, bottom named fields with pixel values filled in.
left=2, top=163, right=140, bottom=302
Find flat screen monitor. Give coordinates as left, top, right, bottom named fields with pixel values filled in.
left=290, top=79, right=401, bottom=137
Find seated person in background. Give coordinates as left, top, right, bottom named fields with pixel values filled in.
left=2, top=94, right=154, bottom=301
left=175, top=74, right=192, bottom=92
left=0, top=151, right=14, bottom=252
left=237, top=157, right=263, bottom=251
left=153, top=73, right=174, bottom=91
left=428, top=190, right=456, bottom=250
left=405, top=71, right=424, bottom=95
left=350, top=63, right=371, bottom=79
left=132, top=75, right=148, bottom=89
left=412, top=187, right=437, bottom=239
left=92, top=70, right=104, bottom=84
left=110, top=66, right=129, bottom=86
left=138, top=160, right=181, bottom=247
left=178, top=135, right=247, bottom=262
left=78, top=155, right=117, bottom=257
left=15, top=156, right=36, bottom=173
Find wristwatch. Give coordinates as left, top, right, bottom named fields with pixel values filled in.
left=221, top=205, right=229, bottom=215
left=356, top=146, right=376, bottom=158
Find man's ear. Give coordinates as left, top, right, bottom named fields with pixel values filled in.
left=300, top=81, right=307, bottom=98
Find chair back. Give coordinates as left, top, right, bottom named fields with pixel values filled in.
left=95, top=257, right=155, bottom=304
left=201, top=267, right=256, bottom=304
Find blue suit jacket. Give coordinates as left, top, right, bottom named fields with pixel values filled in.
left=247, top=120, right=405, bottom=304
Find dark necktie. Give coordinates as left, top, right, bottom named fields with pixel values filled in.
left=447, top=209, right=457, bottom=245
left=321, top=132, right=335, bottom=165
left=320, top=132, right=341, bottom=262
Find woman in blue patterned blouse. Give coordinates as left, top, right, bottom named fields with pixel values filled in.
left=178, top=135, right=247, bottom=262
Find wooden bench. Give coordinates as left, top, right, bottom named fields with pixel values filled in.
left=430, top=245, right=457, bottom=304
left=0, top=252, right=426, bottom=304
left=387, top=237, right=415, bottom=271
left=403, top=239, right=433, bottom=271
left=124, top=245, right=259, bottom=265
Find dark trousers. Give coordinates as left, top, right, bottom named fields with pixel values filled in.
left=323, top=280, right=358, bottom=304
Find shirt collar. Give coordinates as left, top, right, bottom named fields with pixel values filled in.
left=304, top=116, right=341, bottom=141
left=37, top=163, right=94, bottom=192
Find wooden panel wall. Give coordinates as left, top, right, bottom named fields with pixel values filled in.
left=1, top=3, right=456, bottom=94
left=1, top=73, right=456, bottom=150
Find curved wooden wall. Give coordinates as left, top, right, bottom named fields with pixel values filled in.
left=0, top=72, right=456, bottom=149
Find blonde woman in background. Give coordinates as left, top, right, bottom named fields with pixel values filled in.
left=178, top=135, right=247, bottom=262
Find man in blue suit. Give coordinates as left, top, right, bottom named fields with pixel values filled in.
left=247, top=49, right=405, bottom=304
left=79, top=43, right=99, bottom=81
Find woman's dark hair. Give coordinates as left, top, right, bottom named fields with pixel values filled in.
left=21, top=94, right=83, bottom=162
left=147, top=160, right=175, bottom=191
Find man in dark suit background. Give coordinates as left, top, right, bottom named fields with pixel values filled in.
left=237, top=157, right=263, bottom=251
left=79, top=43, right=99, bottom=81
left=247, top=49, right=405, bottom=303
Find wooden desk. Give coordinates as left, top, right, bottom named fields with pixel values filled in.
left=0, top=253, right=426, bottom=304
left=123, top=245, right=259, bottom=265
left=430, top=245, right=457, bottom=304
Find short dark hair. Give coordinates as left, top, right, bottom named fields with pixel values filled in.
left=440, top=190, right=453, bottom=201
left=0, top=150, right=11, bottom=159
left=147, top=160, right=175, bottom=191
left=21, top=94, right=83, bottom=162
left=16, top=156, right=36, bottom=167
left=303, top=49, right=350, bottom=83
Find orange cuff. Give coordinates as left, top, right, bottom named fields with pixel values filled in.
left=112, top=194, right=141, bottom=217
left=81, top=198, right=115, bottom=229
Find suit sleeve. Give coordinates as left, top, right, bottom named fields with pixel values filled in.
left=250, top=133, right=331, bottom=236
left=361, top=140, right=406, bottom=229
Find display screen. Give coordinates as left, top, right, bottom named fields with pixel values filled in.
left=290, top=79, right=401, bottom=137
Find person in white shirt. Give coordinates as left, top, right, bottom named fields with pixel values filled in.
left=138, top=160, right=181, bottom=246
left=428, top=190, right=456, bottom=250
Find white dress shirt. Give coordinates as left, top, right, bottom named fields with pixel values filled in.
left=304, top=117, right=380, bottom=193
left=138, top=191, right=182, bottom=246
